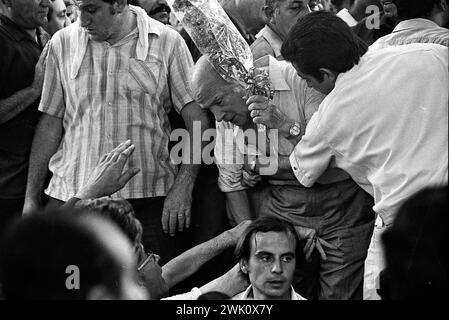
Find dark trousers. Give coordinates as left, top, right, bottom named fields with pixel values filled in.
left=129, top=197, right=194, bottom=266
left=0, top=198, right=24, bottom=239
left=260, top=179, right=375, bottom=300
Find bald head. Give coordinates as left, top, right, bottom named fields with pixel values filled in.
left=191, top=56, right=249, bottom=126
left=219, top=0, right=266, bottom=35
left=192, top=56, right=231, bottom=100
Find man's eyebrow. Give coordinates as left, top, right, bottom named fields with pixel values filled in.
left=254, top=251, right=274, bottom=256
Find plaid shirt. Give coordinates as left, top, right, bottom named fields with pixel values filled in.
left=39, top=7, right=194, bottom=201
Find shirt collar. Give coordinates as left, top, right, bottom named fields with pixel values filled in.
left=253, top=55, right=291, bottom=91
left=336, top=8, right=358, bottom=27
left=258, top=25, right=283, bottom=58
left=240, top=285, right=298, bottom=300
left=393, top=18, right=440, bottom=33
left=71, top=5, right=157, bottom=79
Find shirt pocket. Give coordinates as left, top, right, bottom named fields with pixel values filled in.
left=127, top=57, right=162, bottom=95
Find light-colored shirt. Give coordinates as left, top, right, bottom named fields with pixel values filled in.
left=232, top=285, right=306, bottom=300
left=39, top=6, right=194, bottom=201
left=370, top=18, right=449, bottom=50
left=336, top=8, right=358, bottom=27
left=289, top=43, right=448, bottom=226
left=251, top=25, right=284, bottom=61
left=162, top=287, right=202, bottom=300
left=215, top=56, right=348, bottom=193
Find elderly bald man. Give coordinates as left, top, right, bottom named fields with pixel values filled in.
left=191, top=55, right=375, bottom=300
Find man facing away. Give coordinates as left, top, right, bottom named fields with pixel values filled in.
left=370, top=0, right=449, bottom=49
left=23, top=0, right=210, bottom=264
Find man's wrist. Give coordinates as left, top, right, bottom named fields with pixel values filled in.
left=75, top=187, right=102, bottom=200
left=279, top=118, right=295, bottom=138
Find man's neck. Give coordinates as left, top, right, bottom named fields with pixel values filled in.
left=107, top=7, right=137, bottom=45
left=251, top=286, right=291, bottom=300
left=3, top=12, right=37, bottom=40
left=222, top=4, right=248, bottom=36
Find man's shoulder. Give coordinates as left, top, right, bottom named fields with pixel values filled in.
left=231, top=291, right=246, bottom=300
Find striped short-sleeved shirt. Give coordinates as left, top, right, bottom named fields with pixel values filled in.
left=39, top=12, right=194, bottom=201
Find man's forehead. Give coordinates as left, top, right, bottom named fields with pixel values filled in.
left=251, top=231, right=296, bottom=254
left=74, top=0, right=103, bottom=7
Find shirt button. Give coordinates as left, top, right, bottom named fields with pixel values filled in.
left=293, top=167, right=298, bottom=170
left=108, top=102, right=112, bottom=106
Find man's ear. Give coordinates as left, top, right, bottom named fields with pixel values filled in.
left=263, top=5, right=275, bottom=24
left=439, top=0, right=448, bottom=11
left=319, top=68, right=338, bottom=84
left=239, top=260, right=248, bottom=274
left=114, top=0, right=127, bottom=14
left=86, top=285, right=116, bottom=300
left=3, top=0, right=12, bottom=8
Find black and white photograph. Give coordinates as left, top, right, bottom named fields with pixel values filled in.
left=0, top=0, right=447, bottom=309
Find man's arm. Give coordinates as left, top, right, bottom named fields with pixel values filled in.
left=161, top=102, right=210, bottom=236
left=162, top=220, right=251, bottom=289
left=23, top=113, right=63, bottom=214
left=198, top=263, right=249, bottom=298
left=225, top=190, right=253, bottom=225
left=0, top=45, right=49, bottom=124
left=61, top=140, right=140, bottom=210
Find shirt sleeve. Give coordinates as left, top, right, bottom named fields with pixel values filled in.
left=38, top=37, right=65, bottom=118
left=289, top=111, right=334, bottom=187
left=215, top=121, right=247, bottom=192
left=167, top=31, right=195, bottom=113
left=304, top=87, right=326, bottom=125
left=163, top=287, right=202, bottom=300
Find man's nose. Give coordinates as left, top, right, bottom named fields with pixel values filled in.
left=271, top=259, right=283, bottom=274
left=65, top=15, right=72, bottom=27
left=214, top=111, right=225, bottom=122
left=79, top=12, right=90, bottom=27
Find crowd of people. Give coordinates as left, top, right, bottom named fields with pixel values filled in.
left=0, top=0, right=447, bottom=300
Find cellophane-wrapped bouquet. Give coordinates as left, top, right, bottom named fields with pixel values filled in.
left=168, top=0, right=272, bottom=131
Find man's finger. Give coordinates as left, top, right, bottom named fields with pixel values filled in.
left=116, top=144, right=135, bottom=166
left=118, top=167, right=140, bottom=188
left=317, top=237, right=339, bottom=250
left=246, top=95, right=268, bottom=105
left=169, top=211, right=178, bottom=237
left=252, top=116, right=266, bottom=125
left=185, top=207, right=191, bottom=229
left=111, top=142, right=133, bottom=162
left=98, top=153, right=108, bottom=164
left=161, top=208, right=169, bottom=234
left=304, top=238, right=314, bottom=261
left=248, top=102, right=269, bottom=113
left=315, top=241, right=327, bottom=261
left=177, top=208, right=185, bottom=233
left=305, top=241, right=315, bottom=262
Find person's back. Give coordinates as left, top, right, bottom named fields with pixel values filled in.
left=380, top=186, right=448, bottom=300
left=370, top=0, right=449, bottom=49
left=301, top=43, right=448, bottom=225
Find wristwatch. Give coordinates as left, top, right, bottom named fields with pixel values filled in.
left=289, top=121, right=301, bottom=137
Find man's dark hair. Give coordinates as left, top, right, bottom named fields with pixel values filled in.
left=47, top=0, right=55, bottom=22
left=75, top=197, right=142, bottom=245
left=393, top=0, right=448, bottom=21
left=380, top=186, right=448, bottom=300
left=281, top=11, right=368, bottom=81
left=0, top=210, right=123, bottom=300
left=234, top=217, right=301, bottom=262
